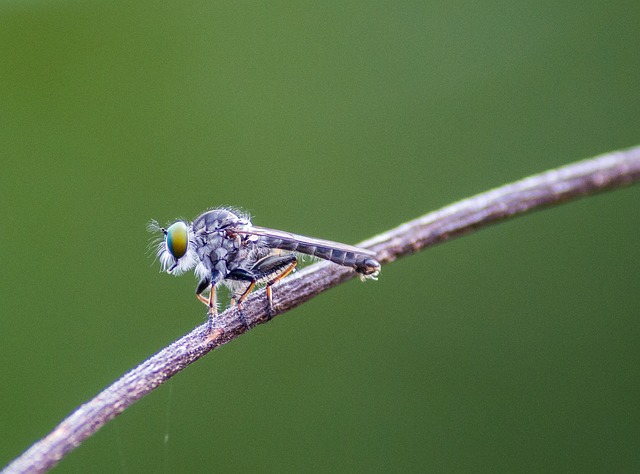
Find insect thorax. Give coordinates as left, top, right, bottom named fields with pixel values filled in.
left=191, top=209, right=258, bottom=276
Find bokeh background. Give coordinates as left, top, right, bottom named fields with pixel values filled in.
left=1, top=1, right=639, bottom=472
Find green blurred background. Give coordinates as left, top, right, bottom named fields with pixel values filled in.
left=1, top=1, right=639, bottom=472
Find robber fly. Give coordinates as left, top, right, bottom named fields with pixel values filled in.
left=149, top=208, right=380, bottom=328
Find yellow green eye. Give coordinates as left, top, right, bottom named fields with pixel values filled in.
left=166, top=221, right=188, bottom=259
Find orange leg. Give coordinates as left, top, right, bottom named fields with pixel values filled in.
left=265, top=260, right=297, bottom=314
left=235, top=281, right=256, bottom=306
left=229, top=281, right=257, bottom=330
left=197, top=292, right=209, bottom=305
left=196, top=285, right=217, bottom=317
left=208, top=285, right=217, bottom=316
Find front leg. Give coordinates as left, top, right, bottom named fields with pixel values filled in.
left=196, top=270, right=223, bottom=330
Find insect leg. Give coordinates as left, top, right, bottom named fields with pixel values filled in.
left=251, top=254, right=297, bottom=320
left=226, top=268, right=258, bottom=329
left=196, top=270, right=223, bottom=330
left=196, top=278, right=210, bottom=306
left=229, top=270, right=258, bottom=304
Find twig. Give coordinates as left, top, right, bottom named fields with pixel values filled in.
left=4, top=145, right=640, bottom=474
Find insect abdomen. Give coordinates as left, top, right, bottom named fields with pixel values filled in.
left=262, top=238, right=380, bottom=276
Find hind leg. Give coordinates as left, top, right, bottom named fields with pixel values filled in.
left=250, top=254, right=297, bottom=319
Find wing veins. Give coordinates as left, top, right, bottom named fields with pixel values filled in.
left=231, top=225, right=377, bottom=257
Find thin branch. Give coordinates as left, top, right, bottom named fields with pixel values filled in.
left=4, top=145, right=640, bottom=474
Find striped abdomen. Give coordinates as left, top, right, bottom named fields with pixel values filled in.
left=260, top=236, right=381, bottom=277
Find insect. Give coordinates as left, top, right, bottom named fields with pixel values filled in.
left=149, top=208, right=381, bottom=328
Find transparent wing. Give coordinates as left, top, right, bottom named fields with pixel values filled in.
left=229, top=225, right=380, bottom=276
left=233, top=225, right=377, bottom=256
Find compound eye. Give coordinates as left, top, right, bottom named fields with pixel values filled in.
left=165, top=221, right=189, bottom=259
